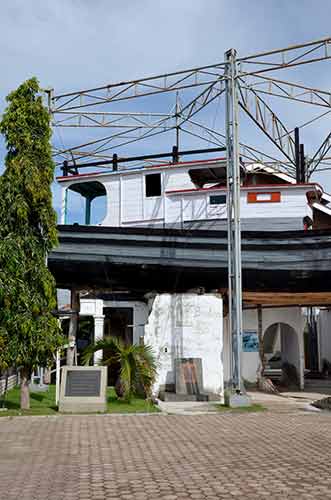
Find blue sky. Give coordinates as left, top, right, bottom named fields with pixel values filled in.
left=1, top=0, right=331, bottom=222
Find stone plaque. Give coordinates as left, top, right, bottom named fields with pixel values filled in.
left=175, top=358, right=203, bottom=395
left=59, top=366, right=107, bottom=413
left=65, top=370, right=101, bottom=397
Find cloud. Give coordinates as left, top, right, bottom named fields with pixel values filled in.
left=1, top=0, right=331, bottom=214
left=1, top=0, right=329, bottom=94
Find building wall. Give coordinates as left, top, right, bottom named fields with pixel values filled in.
left=79, top=298, right=305, bottom=390
left=144, top=293, right=223, bottom=396
left=318, top=309, right=331, bottom=365
left=223, top=307, right=305, bottom=388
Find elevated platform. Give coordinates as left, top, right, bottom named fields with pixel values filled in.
left=49, top=225, right=331, bottom=296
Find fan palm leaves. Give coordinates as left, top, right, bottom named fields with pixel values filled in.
left=82, top=336, right=157, bottom=401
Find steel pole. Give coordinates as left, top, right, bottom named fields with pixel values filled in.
left=225, top=49, right=243, bottom=391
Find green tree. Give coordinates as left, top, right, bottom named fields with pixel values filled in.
left=82, top=337, right=157, bottom=402
left=0, top=78, right=63, bottom=410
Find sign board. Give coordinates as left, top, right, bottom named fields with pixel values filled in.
left=242, top=331, right=259, bottom=352
left=65, top=370, right=101, bottom=397
left=59, top=366, right=107, bottom=413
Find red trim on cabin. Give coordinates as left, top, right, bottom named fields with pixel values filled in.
left=166, top=182, right=320, bottom=195
left=56, top=170, right=110, bottom=181
left=56, top=157, right=227, bottom=182
left=247, top=192, right=281, bottom=203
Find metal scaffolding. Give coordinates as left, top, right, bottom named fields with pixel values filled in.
left=49, top=36, right=331, bottom=390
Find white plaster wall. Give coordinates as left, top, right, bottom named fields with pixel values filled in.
left=318, top=309, right=331, bottom=363
left=244, top=308, right=304, bottom=385
left=144, top=293, right=223, bottom=396
left=223, top=307, right=305, bottom=388
left=222, top=318, right=231, bottom=386
left=242, top=309, right=261, bottom=382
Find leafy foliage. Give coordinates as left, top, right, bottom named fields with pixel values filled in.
left=0, top=78, right=63, bottom=404
left=82, top=336, right=157, bottom=402
left=0, top=327, right=11, bottom=372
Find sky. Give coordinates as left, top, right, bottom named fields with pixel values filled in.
left=1, top=0, right=331, bottom=221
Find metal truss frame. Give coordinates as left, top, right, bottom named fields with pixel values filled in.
left=50, top=36, right=331, bottom=393
left=50, top=36, right=331, bottom=180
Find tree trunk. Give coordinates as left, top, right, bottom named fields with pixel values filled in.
left=43, top=367, right=51, bottom=385
left=20, top=367, right=31, bottom=410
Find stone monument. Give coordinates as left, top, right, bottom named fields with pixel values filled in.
left=175, top=357, right=203, bottom=395
left=59, top=366, right=108, bottom=413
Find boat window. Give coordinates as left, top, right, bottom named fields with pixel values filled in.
left=209, top=194, right=226, bottom=205
left=65, top=181, right=107, bottom=225
left=145, top=173, right=161, bottom=197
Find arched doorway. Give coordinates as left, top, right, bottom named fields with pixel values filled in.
left=263, top=322, right=300, bottom=387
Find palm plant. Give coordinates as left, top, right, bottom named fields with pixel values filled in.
left=82, top=336, right=157, bottom=402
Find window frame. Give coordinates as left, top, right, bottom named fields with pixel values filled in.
left=209, top=194, right=227, bottom=205
left=145, top=172, right=162, bottom=198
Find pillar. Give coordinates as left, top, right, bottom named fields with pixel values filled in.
left=67, top=288, right=80, bottom=366
left=93, top=315, right=105, bottom=365
left=61, top=187, right=68, bottom=225
left=85, top=197, right=92, bottom=225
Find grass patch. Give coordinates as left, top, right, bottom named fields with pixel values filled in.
left=214, top=403, right=266, bottom=413
left=106, top=387, right=159, bottom=414
left=0, top=385, right=159, bottom=417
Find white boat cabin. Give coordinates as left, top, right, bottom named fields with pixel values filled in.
left=57, top=158, right=331, bottom=231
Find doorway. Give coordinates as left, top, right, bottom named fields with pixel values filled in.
left=264, top=322, right=300, bottom=387
left=103, top=307, right=133, bottom=385
left=77, top=316, right=94, bottom=365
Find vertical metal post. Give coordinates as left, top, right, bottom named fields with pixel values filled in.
left=85, top=197, right=91, bottom=225
left=225, top=48, right=243, bottom=391
left=295, top=127, right=300, bottom=183
left=175, top=91, right=180, bottom=151
left=55, top=348, right=60, bottom=406
left=299, top=143, right=305, bottom=182
left=61, top=187, right=68, bottom=225
left=112, top=153, right=118, bottom=171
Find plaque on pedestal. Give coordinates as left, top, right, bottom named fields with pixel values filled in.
left=59, top=366, right=107, bottom=413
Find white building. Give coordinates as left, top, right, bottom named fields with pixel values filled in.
left=57, top=157, right=331, bottom=397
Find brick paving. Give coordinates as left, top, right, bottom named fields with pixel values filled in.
left=0, top=410, right=331, bottom=499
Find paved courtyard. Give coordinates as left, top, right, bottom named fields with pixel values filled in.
left=0, top=408, right=331, bottom=499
